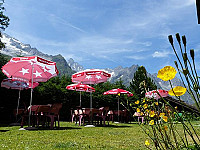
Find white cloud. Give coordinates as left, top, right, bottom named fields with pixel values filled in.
left=152, top=51, right=173, bottom=58
left=126, top=55, right=145, bottom=60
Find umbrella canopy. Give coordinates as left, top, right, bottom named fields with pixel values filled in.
left=2, top=56, right=59, bottom=83
left=103, top=88, right=133, bottom=122
left=1, top=78, right=39, bottom=90
left=66, top=83, right=95, bottom=106
left=72, top=69, right=111, bottom=84
left=103, top=88, right=133, bottom=97
left=145, top=89, right=168, bottom=100
left=66, top=83, right=95, bottom=92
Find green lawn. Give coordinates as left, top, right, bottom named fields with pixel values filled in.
left=0, top=121, right=200, bottom=150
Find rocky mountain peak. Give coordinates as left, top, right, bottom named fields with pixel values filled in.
left=67, top=58, right=84, bottom=72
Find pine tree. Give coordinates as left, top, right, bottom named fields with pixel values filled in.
left=130, top=66, right=157, bottom=100
left=0, top=0, right=10, bottom=50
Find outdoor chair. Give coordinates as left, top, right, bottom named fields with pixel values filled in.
left=35, top=105, right=51, bottom=127
left=96, top=107, right=109, bottom=126
left=71, top=108, right=78, bottom=123
left=134, top=112, right=144, bottom=124
left=20, top=105, right=39, bottom=128
left=46, top=103, right=62, bottom=129
left=121, top=109, right=130, bottom=123
left=108, top=110, right=114, bottom=122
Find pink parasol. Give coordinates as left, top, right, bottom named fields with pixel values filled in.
left=103, top=88, right=133, bottom=122
left=1, top=78, right=39, bottom=118
left=72, top=69, right=111, bottom=84
left=66, top=83, right=95, bottom=106
left=1, top=56, right=58, bottom=127
left=2, top=56, right=59, bottom=83
left=145, top=89, right=168, bottom=100
left=1, top=78, right=39, bottom=90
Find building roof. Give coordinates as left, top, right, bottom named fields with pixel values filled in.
left=164, top=96, right=200, bottom=115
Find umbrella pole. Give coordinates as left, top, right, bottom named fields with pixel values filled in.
left=90, top=91, right=92, bottom=123
left=28, top=64, right=34, bottom=127
left=118, top=96, right=119, bottom=122
left=16, top=90, right=21, bottom=122
left=80, top=91, right=81, bottom=107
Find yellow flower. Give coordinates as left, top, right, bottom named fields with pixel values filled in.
left=163, top=116, right=168, bottom=122
left=149, top=111, right=155, bottom=117
left=145, top=140, right=150, bottom=146
left=135, top=100, right=139, bottom=104
left=157, top=66, right=177, bottom=81
left=175, top=106, right=178, bottom=110
left=163, top=125, right=168, bottom=130
left=137, top=108, right=140, bottom=113
left=159, top=113, right=165, bottom=117
left=118, top=93, right=120, bottom=96
left=149, top=120, right=154, bottom=125
left=143, top=99, right=145, bottom=103
left=143, top=104, right=148, bottom=109
left=155, top=102, right=158, bottom=105
left=140, top=112, right=144, bottom=116
left=168, top=86, right=187, bottom=96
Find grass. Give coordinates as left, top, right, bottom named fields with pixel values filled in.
left=0, top=121, right=200, bottom=150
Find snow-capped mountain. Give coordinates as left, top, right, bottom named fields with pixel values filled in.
left=67, top=58, right=84, bottom=72
left=1, top=33, right=50, bottom=59
left=1, top=33, right=74, bottom=76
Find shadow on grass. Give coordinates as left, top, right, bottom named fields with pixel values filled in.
left=91, top=124, right=132, bottom=128
left=24, top=126, right=82, bottom=131
left=0, top=130, right=9, bottom=132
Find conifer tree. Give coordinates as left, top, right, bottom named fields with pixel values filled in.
left=130, top=66, right=157, bottom=100
left=0, top=0, right=10, bottom=50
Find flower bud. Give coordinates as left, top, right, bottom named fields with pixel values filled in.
left=174, top=61, right=179, bottom=68
left=182, top=35, right=186, bottom=47
left=168, top=35, right=173, bottom=46
left=183, top=69, right=189, bottom=76
left=193, top=83, right=200, bottom=92
left=190, top=49, right=194, bottom=60
left=176, top=33, right=181, bottom=44
left=183, top=53, right=188, bottom=63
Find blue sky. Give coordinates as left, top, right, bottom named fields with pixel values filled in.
left=3, top=0, right=200, bottom=73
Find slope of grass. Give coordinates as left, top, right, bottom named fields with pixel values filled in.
left=0, top=121, right=200, bottom=150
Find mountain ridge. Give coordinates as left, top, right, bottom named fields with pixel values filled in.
left=0, top=33, right=194, bottom=104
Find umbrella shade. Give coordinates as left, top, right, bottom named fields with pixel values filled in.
left=145, top=89, right=168, bottom=100
left=1, top=56, right=58, bottom=127
left=103, top=88, right=133, bottom=97
left=2, top=56, right=59, bottom=83
left=103, top=88, right=133, bottom=122
left=72, top=69, right=111, bottom=84
left=1, top=78, right=39, bottom=120
left=1, top=78, right=39, bottom=90
left=66, top=83, right=95, bottom=106
left=66, top=83, right=95, bottom=92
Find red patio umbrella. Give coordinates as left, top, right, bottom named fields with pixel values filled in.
left=66, top=83, right=95, bottom=106
left=145, top=89, right=168, bottom=100
left=1, top=56, right=59, bottom=127
left=72, top=69, right=111, bottom=109
left=72, top=69, right=111, bottom=84
left=1, top=78, right=39, bottom=120
left=103, top=88, right=133, bottom=122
